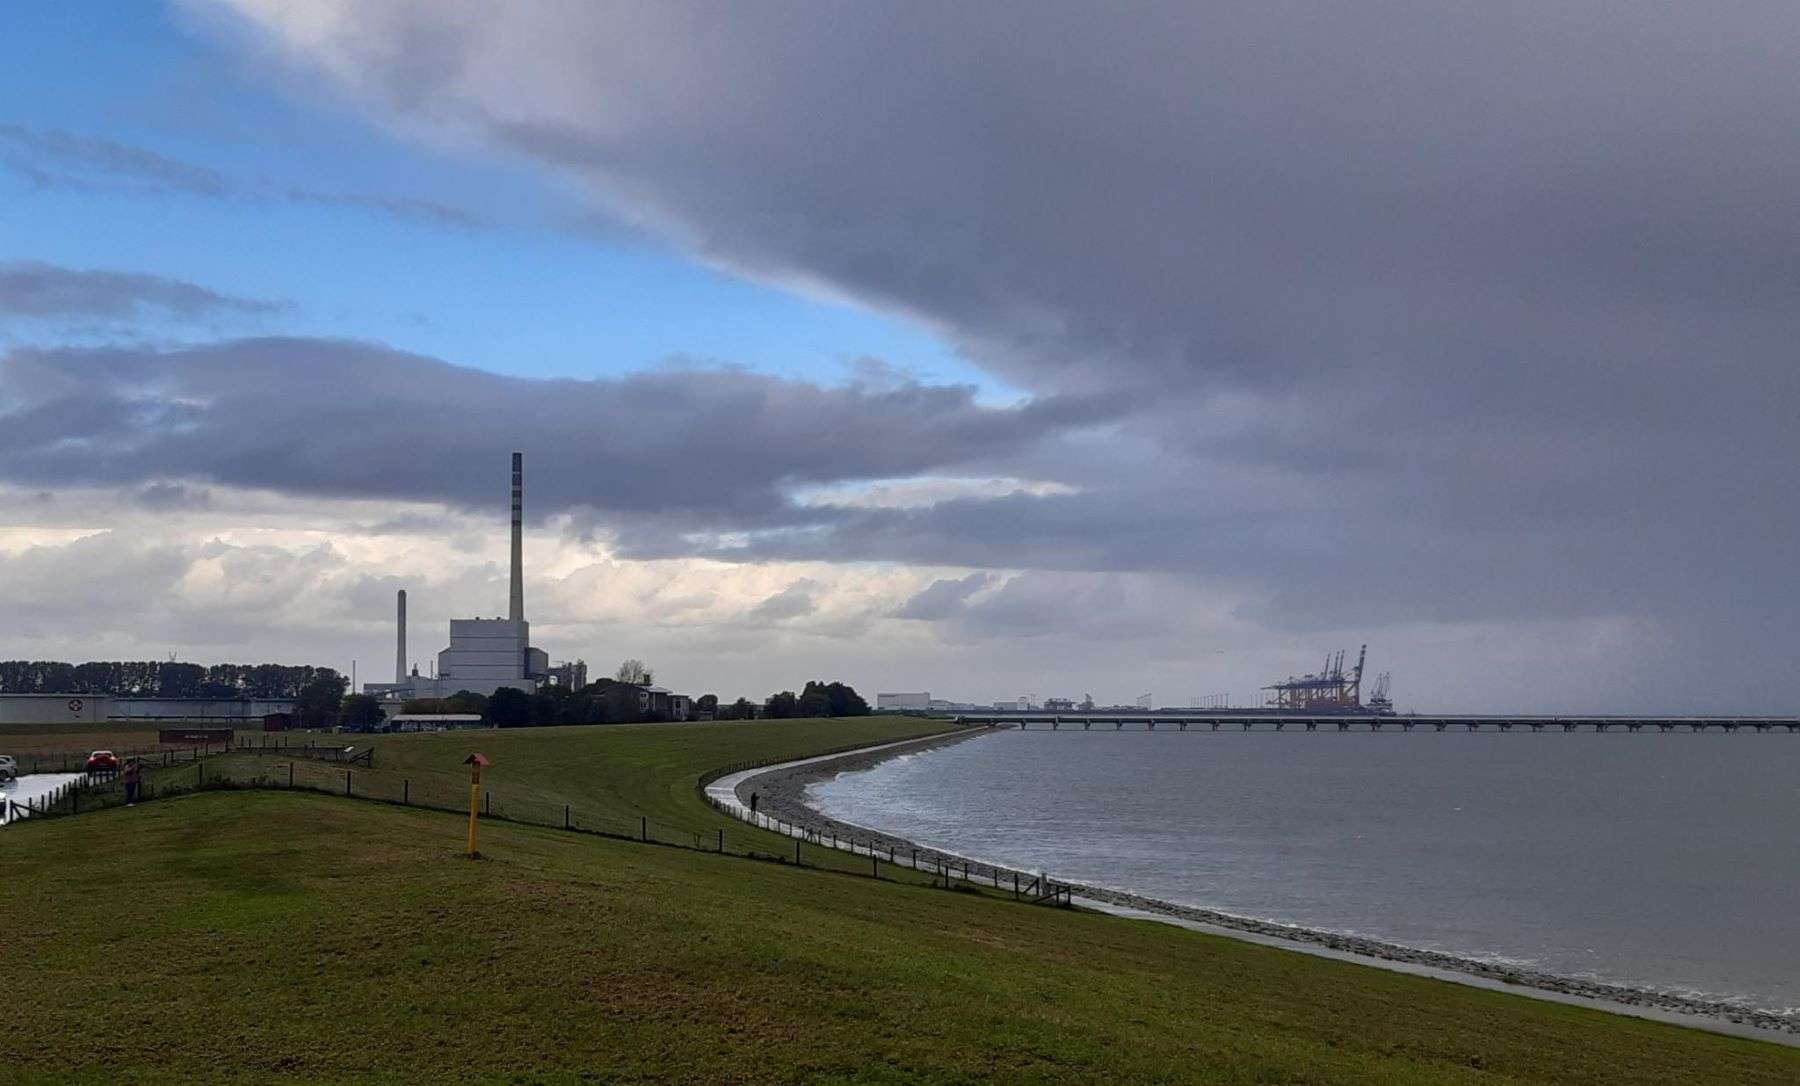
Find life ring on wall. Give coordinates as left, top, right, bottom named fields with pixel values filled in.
left=67, top=698, right=84, bottom=713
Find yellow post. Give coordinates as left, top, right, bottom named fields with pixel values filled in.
left=463, top=753, right=489, bottom=858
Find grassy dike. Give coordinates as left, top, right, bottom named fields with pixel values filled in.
left=3, top=720, right=1796, bottom=1083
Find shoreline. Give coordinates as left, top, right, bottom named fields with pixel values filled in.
left=734, top=726, right=1800, bottom=1040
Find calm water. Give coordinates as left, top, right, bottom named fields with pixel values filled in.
left=808, top=730, right=1800, bottom=1011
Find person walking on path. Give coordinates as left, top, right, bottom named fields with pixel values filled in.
left=121, top=758, right=142, bottom=807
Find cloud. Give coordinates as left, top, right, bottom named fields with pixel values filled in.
left=133, top=482, right=214, bottom=511
left=0, top=123, right=226, bottom=196
left=747, top=579, right=819, bottom=622
left=283, top=187, right=483, bottom=228
left=893, top=572, right=995, bottom=621
left=0, top=123, right=482, bottom=227
left=0, top=262, right=279, bottom=320
left=187, top=2, right=1800, bottom=709
left=0, top=337, right=1109, bottom=532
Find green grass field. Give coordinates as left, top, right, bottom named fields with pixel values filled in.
left=0, top=722, right=168, bottom=760
left=3, top=719, right=1795, bottom=1083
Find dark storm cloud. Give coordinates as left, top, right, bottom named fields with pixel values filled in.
left=0, top=262, right=279, bottom=319
left=219, top=5, right=1800, bottom=624
left=0, top=337, right=1107, bottom=528
left=132, top=482, right=214, bottom=511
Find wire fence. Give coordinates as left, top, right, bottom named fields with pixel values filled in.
left=697, top=744, right=1073, bottom=905
left=11, top=742, right=228, bottom=776
left=2, top=748, right=1072, bottom=906
left=697, top=787, right=1072, bottom=904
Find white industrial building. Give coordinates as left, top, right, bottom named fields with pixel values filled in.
left=0, top=694, right=298, bottom=725
left=364, top=452, right=553, bottom=702
left=0, top=694, right=110, bottom=724
left=876, top=692, right=932, bottom=711
left=874, top=692, right=996, bottom=713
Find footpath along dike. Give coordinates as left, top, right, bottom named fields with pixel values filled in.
left=718, top=725, right=1800, bottom=1040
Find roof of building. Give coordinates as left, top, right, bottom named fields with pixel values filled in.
left=388, top=714, right=484, bottom=722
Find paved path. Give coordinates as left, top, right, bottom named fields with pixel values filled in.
left=0, top=772, right=83, bottom=825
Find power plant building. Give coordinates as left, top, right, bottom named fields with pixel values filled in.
left=365, top=452, right=551, bottom=702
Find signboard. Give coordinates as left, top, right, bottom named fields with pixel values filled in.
left=158, top=727, right=235, bottom=746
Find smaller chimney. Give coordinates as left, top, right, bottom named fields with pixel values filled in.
left=396, top=589, right=407, bottom=684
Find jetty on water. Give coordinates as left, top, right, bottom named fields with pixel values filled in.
left=955, top=712, right=1800, bottom=733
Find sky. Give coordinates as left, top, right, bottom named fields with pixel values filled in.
left=1, top=3, right=1796, bottom=712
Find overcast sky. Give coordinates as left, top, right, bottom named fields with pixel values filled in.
left=2, top=3, right=1796, bottom=711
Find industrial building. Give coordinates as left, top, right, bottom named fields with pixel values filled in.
left=364, top=452, right=554, bottom=702
left=545, top=660, right=588, bottom=689
left=874, top=692, right=998, bottom=713
left=0, top=694, right=110, bottom=725
left=0, top=693, right=297, bottom=725
left=876, top=692, right=932, bottom=711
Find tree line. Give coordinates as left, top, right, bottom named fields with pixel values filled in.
left=379, top=678, right=707, bottom=728
left=0, top=659, right=346, bottom=699
left=753, top=680, right=870, bottom=719
left=4, top=657, right=874, bottom=730
left=374, top=671, right=870, bottom=728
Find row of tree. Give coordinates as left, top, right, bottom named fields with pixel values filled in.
left=0, top=660, right=344, bottom=699
left=385, top=678, right=716, bottom=728
left=760, top=681, right=871, bottom=719
left=365, top=674, right=869, bottom=727
left=6, top=656, right=873, bottom=729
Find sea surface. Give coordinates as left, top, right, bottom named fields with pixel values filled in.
left=806, top=729, right=1800, bottom=1012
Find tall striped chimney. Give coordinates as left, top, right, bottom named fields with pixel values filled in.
left=509, top=452, right=524, bottom=623
left=395, top=589, right=407, bottom=683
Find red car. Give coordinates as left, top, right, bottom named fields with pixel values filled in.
left=84, top=750, right=119, bottom=773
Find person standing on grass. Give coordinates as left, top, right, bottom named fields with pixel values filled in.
left=121, top=758, right=142, bottom=807
left=750, top=791, right=758, bottom=815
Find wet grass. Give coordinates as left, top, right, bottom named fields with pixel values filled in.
left=4, top=719, right=1796, bottom=1083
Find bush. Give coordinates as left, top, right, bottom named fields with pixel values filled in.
left=486, top=686, right=533, bottom=728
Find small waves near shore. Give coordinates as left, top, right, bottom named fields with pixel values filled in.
left=747, top=726, right=1800, bottom=1037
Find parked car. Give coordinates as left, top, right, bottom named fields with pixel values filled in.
left=84, top=750, right=119, bottom=773
left=0, top=754, right=17, bottom=780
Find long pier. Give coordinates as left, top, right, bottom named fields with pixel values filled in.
left=951, top=712, right=1800, bottom=732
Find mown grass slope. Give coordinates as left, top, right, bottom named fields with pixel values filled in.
left=5, top=791, right=1797, bottom=1084
left=0, top=722, right=166, bottom=761
left=79, top=717, right=965, bottom=881
left=225, top=715, right=951, bottom=831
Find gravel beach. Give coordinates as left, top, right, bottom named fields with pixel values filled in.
left=735, top=726, right=1800, bottom=1037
